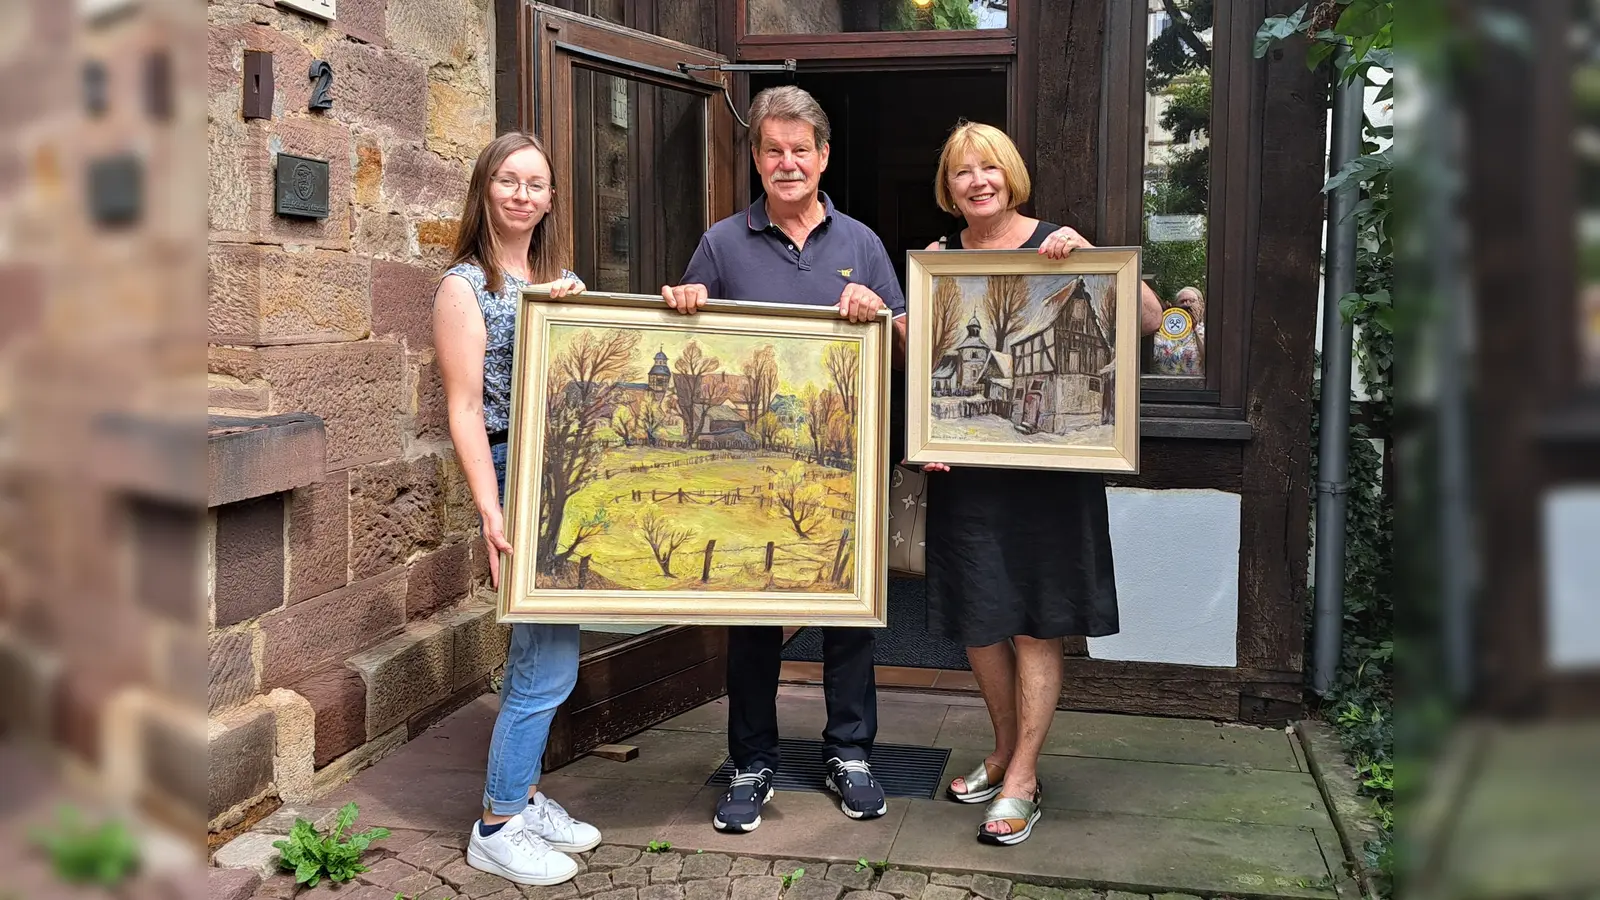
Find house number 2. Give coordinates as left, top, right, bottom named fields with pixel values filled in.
left=308, top=61, right=333, bottom=110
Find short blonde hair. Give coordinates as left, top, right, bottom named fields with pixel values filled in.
left=747, top=86, right=831, bottom=150
left=934, top=121, right=1031, bottom=216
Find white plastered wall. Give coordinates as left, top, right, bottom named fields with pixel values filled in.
left=1089, top=487, right=1241, bottom=667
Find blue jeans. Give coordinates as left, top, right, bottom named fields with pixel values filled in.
left=482, top=441, right=581, bottom=817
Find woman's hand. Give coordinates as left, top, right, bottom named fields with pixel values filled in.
left=917, top=461, right=950, bottom=473
left=481, top=505, right=514, bottom=590
left=1039, top=226, right=1093, bottom=260
left=547, top=276, right=585, bottom=299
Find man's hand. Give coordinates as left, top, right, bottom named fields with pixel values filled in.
left=838, top=283, right=885, bottom=323
left=660, top=283, right=710, bottom=315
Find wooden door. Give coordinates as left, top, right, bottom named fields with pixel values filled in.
left=520, top=2, right=738, bottom=770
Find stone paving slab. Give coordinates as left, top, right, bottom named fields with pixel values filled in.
left=885, top=801, right=1335, bottom=898
left=934, top=706, right=1302, bottom=772
left=1432, top=720, right=1600, bottom=899
left=557, top=729, right=732, bottom=784
left=655, top=789, right=909, bottom=863
left=654, top=694, right=951, bottom=748
left=320, top=695, right=497, bottom=831
left=533, top=774, right=707, bottom=847
left=939, top=748, right=1328, bottom=829
left=264, top=690, right=1347, bottom=899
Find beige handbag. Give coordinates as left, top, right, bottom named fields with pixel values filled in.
left=886, top=464, right=928, bottom=577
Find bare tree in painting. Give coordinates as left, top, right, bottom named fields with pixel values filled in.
left=540, top=328, right=640, bottom=574
left=562, top=509, right=609, bottom=562
left=637, top=400, right=664, bottom=446
left=804, top=387, right=842, bottom=465
left=824, top=342, right=858, bottom=426
left=611, top=402, right=640, bottom=446
left=931, top=277, right=963, bottom=366
left=983, top=274, right=1030, bottom=352
left=740, top=345, right=779, bottom=432
left=826, top=406, right=855, bottom=464
left=637, top=505, right=695, bottom=577
left=755, top=411, right=783, bottom=449
left=770, top=462, right=826, bottom=538
left=672, top=341, right=727, bottom=443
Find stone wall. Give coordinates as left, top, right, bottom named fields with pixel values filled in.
left=0, top=0, right=211, bottom=861
left=205, top=0, right=507, bottom=832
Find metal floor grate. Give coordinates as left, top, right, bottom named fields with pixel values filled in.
left=706, top=738, right=951, bottom=800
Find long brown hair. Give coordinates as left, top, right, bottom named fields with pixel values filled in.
left=449, top=131, right=567, bottom=293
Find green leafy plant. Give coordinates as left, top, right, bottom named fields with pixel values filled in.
left=646, top=840, right=673, bottom=853
left=780, top=868, right=805, bottom=888
left=856, top=857, right=888, bottom=874
left=273, top=801, right=391, bottom=888
left=31, top=806, right=141, bottom=886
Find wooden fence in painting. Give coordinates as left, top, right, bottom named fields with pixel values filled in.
left=931, top=398, right=1010, bottom=419
left=566, top=529, right=854, bottom=589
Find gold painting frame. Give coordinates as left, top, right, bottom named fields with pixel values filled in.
left=499, top=290, right=893, bottom=627
left=904, top=247, right=1142, bottom=474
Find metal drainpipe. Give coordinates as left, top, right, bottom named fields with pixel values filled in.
left=1312, top=51, right=1364, bottom=697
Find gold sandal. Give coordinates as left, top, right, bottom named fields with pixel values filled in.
left=946, top=760, right=1005, bottom=804
left=976, top=787, right=1042, bottom=846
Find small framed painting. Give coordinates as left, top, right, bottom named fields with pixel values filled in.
left=499, top=290, right=893, bottom=627
left=904, top=247, right=1142, bottom=474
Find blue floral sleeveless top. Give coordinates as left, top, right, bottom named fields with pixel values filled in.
left=443, top=262, right=576, bottom=433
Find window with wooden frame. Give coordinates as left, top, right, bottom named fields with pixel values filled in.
left=734, top=0, right=1023, bottom=60
left=1103, top=0, right=1264, bottom=426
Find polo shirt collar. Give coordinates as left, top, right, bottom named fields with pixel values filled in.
left=745, top=192, right=836, bottom=231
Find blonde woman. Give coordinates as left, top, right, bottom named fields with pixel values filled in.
left=919, top=122, right=1162, bottom=845
left=432, top=132, right=597, bottom=885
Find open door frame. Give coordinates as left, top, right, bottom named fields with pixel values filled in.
left=512, top=2, right=741, bottom=772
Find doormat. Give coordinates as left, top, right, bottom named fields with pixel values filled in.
left=705, top=738, right=952, bottom=800
left=781, top=576, right=970, bottom=670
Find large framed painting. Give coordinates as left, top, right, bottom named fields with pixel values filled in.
left=904, top=248, right=1142, bottom=474
left=499, top=291, right=893, bottom=627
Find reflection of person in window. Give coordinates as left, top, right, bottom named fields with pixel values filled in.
left=1150, top=285, right=1205, bottom=376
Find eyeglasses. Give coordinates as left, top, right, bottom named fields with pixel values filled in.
left=490, top=175, right=550, bottom=197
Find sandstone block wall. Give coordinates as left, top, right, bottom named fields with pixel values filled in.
left=205, top=0, right=506, bottom=833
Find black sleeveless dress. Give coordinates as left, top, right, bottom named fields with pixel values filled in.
left=923, top=221, right=1121, bottom=646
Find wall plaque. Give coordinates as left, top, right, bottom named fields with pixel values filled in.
left=274, top=153, right=330, bottom=218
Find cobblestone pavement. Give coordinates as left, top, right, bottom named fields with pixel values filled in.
left=229, top=841, right=1212, bottom=900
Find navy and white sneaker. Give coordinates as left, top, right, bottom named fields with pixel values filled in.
left=713, top=766, right=774, bottom=833
left=824, top=758, right=887, bottom=820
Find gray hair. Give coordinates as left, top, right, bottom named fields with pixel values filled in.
left=747, top=86, right=831, bottom=149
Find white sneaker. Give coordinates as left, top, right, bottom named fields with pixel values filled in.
left=466, top=812, right=579, bottom=886
left=525, top=791, right=603, bottom=853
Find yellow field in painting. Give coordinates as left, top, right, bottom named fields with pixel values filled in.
left=552, top=446, right=858, bottom=592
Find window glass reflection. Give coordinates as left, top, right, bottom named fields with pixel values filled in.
left=1141, top=0, right=1211, bottom=378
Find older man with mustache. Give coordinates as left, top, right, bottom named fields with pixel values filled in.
left=660, top=85, right=905, bottom=835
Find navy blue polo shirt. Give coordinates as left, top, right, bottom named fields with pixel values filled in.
left=680, top=193, right=906, bottom=316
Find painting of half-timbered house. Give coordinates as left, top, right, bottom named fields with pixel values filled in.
left=1009, top=276, right=1115, bottom=434
left=926, top=272, right=1117, bottom=446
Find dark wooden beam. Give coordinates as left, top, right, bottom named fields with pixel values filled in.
left=1031, top=0, right=1104, bottom=237
left=1234, top=0, right=1326, bottom=675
